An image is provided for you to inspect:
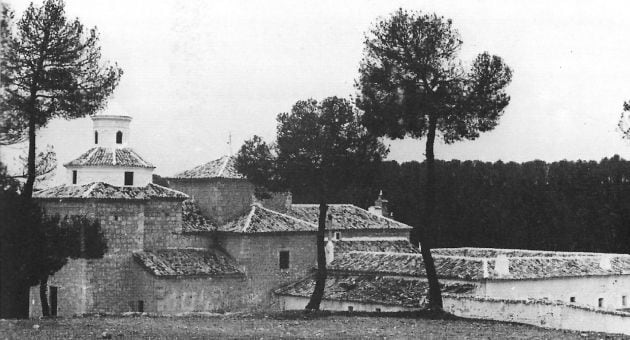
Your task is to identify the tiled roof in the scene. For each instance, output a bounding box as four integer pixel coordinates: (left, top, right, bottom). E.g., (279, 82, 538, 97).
(172, 156, 244, 179)
(217, 204, 317, 233)
(328, 250, 630, 280)
(274, 274, 475, 308)
(64, 147, 154, 168)
(431, 247, 617, 258)
(332, 239, 420, 254)
(288, 204, 412, 230)
(133, 249, 243, 277)
(182, 199, 216, 233)
(33, 182, 188, 200)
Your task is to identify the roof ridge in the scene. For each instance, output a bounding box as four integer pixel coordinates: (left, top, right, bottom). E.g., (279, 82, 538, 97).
(241, 205, 257, 232)
(82, 182, 101, 198)
(256, 204, 318, 228)
(218, 155, 230, 177)
(347, 250, 424, 257)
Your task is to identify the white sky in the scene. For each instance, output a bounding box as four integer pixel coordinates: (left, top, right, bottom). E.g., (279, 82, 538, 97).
(3, 0, 630, 181)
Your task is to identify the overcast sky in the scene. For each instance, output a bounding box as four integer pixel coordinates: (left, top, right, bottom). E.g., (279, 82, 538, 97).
(3, 0, 630, 181)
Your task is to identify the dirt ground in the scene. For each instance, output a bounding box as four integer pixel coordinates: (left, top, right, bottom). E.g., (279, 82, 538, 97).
(0, 311, 627, 339)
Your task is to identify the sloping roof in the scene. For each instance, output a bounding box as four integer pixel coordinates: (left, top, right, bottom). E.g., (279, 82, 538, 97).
(328, 250, 630, 280)
(171, 155, 244, 179)
(274, 274, 475, 308)
(333, 239, 420, 254)
(288, 204, 412, 230)
(431, 247, 618, 258)
(64, 147, 154, 168)
(133, 249, 243, 277)
(217, 204, 317, 233)
(182, 199, 217, 233)
(33, 182, 188, 200)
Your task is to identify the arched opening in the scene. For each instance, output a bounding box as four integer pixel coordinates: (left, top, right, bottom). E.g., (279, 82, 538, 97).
(94, 131, 98, 144)
(116, 131, 123, 144)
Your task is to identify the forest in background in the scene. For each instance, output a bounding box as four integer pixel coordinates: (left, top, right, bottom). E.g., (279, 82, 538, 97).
(285, 155, 630, 254)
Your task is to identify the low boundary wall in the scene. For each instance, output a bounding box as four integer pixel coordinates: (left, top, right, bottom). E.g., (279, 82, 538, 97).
(444, 295, 630, 335)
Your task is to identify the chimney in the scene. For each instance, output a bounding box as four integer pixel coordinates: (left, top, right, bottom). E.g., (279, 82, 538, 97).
(495, 254, 510, 277)
(325, 239, 335, 265)
(369, 190, 390, 217)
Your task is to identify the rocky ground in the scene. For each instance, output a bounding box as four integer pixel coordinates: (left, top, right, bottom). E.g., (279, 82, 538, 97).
(0, 311, 627, 339)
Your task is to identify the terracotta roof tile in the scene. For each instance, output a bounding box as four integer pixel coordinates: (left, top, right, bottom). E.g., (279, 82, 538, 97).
(182, 199, 217, 232)
(333, 239, 420, 254)
(432, 247, 615, 258)
(172, 156, 244, 179)
(328, 250, 630, 280)
(64, 147, 154, 168)
(274, 275, 475, 308)
(133, 249, 243, 277)
(33, 182, 188, 200)
(288, 204, 412, 230)
(217, 204, 316, 233)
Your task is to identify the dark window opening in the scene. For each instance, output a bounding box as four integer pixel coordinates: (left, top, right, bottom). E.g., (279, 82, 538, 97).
(138, 300, 144, 313)
(116, 131, 123, 144)
(623, 296, 627, 307)
(334, 232, 341, 240)
(124, 172, 134, 186)
(598, 298, 604, 307)
(72, 170, 77, 184)
(347, 306, 353, 312)
(49, 286, 58, 316)
(375, 308, 381, 312)
(279, 250, 290, 269)
(569, 296, 576, 303)
(94, 131, 98, 144)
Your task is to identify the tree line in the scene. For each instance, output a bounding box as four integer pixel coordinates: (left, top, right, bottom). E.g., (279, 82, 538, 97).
(288, 155, 630, 254)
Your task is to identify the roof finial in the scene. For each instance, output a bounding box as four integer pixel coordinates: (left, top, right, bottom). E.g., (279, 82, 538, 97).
(228, 132, 232, 156)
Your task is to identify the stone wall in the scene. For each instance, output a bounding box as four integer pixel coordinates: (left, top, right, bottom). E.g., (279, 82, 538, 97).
(444, 295, 630, 335)
(29, 260, 89, 317)
(216, 233, 318, 309)
(168, 179, 254, 224)
(39, 200, 145, 254)
(143, 201, 182, 250)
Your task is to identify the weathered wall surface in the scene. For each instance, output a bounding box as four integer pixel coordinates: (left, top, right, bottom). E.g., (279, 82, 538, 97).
(444, 295, 630, 335)
(482, 276, 630, 310)
(216, 233, 317, 309)
(29, 260, 89, 317)
(335, 229, 410, 240)
(150, 276, 249, 313)
(168, 179, 254, 224)
(279, 296, 420, 312)
(143, 201, 182, 250)
(65, 167, 153, 187)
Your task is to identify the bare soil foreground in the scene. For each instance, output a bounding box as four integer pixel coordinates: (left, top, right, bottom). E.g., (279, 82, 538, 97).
(0, 311, 627, 339)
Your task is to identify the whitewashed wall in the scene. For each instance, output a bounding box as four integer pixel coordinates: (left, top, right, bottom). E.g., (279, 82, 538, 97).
(280, 296, 420, 312)
(480, 276, 630, 310)
(66, 167, 153, 187)
(444, 295, 630, 335)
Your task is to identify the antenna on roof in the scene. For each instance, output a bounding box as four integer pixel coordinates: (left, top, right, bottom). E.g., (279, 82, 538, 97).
(228, 132, 232, 156)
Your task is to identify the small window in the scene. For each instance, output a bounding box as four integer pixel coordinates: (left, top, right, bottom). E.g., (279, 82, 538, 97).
(116, 131, 123, 144)
(94, 131, 98, 144)
(569, 296, 576, 303)
(375, 308, 381, 312)
(124, 172, 134, 186)
(279, 250, 290, 269)
(347, 306, 354, 312)
(334, 232, 341, 240)
(72, 170, 77, 184)
(598, 298, 604, 308)
(138, 300, 144, 313)
(623, 296, 627, 307)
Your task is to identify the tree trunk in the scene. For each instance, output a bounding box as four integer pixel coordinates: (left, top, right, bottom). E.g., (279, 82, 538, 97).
(22, 89, 38, 198)
(39, 277, 50, 317)
(418, 114, 443, 310)
(305, 201, 328, 310)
